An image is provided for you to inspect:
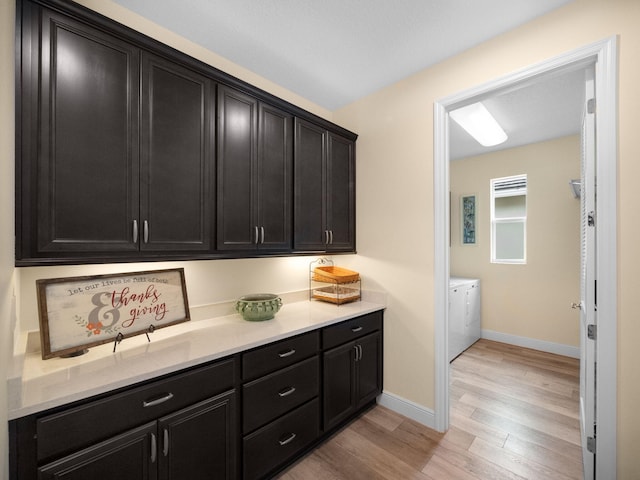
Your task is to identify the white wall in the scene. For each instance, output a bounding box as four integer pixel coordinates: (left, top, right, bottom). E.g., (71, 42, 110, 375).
(450, 136, 581, 348)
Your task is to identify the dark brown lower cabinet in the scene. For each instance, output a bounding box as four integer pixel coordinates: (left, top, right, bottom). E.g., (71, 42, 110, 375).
(10, 360, 238, 480)
(240, 331, 321, 480)
(38, 422, 157, 480)
(243, 399, 320, 480)
(158, 392, 237, 480)
(10, 311, 383, 480)
(323, 332, 382, 431)
(37, 392, 236, 480)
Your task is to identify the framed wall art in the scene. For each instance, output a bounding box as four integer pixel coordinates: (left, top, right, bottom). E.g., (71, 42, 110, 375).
(37, 268, 190, 359)
(461, 194, 477, 245)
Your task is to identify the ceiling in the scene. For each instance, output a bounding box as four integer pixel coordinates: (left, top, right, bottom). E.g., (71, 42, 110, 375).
(113, 0, 582, 158)
(448, 67, 586, 159)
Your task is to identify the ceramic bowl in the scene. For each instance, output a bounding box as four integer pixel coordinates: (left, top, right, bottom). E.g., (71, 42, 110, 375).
(235, 293, 282, 321)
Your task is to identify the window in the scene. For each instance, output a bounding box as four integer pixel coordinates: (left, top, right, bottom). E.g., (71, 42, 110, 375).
(491, 174, 527, 264)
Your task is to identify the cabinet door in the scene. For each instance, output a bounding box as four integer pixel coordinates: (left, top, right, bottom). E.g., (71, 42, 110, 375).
(322, 340, 356, 431)
(32, 9, 140, 254)
(257, 103, 293, 250)
(158, 391, 237, 480)
(293, 120, 356, 252)
(38, 422, 156, 480)
(326, 132, 355, 252)
(140, 53, 213, 252)
(355, 332, 382, 408)
(293, 118, 326, 251)
(217, 86, 258, 250)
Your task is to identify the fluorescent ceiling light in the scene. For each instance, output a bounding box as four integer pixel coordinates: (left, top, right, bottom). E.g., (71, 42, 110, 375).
(450, 102, 507, 147)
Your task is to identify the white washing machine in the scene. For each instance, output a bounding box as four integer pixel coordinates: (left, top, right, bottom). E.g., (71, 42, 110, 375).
(449, 277, 481, 361)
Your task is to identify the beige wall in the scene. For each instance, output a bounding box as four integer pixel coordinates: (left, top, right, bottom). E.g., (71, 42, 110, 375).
(450, 136, 581, 347)
(4, 0, 640, 477)
(0, 0, 15, 477)
(334, 0, 640, 476)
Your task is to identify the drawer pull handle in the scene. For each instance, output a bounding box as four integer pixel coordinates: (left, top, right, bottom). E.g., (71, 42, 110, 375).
(279, 433, 297, 446)
(143, 392, 174, 408)
(278, 386, 296, 397)
(351, 326, 363, 333)
(278, 348, 296, 358)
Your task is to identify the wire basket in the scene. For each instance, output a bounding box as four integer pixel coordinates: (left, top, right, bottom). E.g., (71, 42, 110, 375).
(309, 258, 361, 305)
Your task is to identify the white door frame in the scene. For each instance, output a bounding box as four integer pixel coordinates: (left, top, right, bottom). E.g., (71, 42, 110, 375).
(433, 36, 618, 477)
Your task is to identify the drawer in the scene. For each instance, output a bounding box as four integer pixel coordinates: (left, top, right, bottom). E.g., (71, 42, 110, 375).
(243, 355, 319, 433)
(242, 330, 320, 381)
(37, 358, 236, 462)
(322, 310, 383, 350)
(243, 398, 319, 480)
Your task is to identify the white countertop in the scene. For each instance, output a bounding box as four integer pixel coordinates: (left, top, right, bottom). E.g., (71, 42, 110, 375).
(7, 296, 385, 420)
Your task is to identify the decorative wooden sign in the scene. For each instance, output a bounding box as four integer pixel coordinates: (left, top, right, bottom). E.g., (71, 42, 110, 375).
(37, 268, 190, 359)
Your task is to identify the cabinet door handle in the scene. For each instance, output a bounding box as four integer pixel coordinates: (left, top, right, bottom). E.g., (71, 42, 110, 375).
(354, 345, 359, 361)
(324, 230, 329, 245)
(278, 386, 296, 397)
(143, 220, 149, 243)
(260, 226, 265, 244)
(142, 392, 174, 408)
(133, 220, 138, 243)
(254, 226, 259, 244)
(329, 230, 334, 244)
(163, 428, 169, 457)
(278, 432, 297, 446)
(351, 326, 363, 333)
(354, 344, 363, 361)
(150, 432, 157, 463)
(278, 348, 296, 358)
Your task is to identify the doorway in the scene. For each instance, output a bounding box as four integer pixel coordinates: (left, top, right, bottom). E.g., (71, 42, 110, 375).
(433, 37, 617, 478)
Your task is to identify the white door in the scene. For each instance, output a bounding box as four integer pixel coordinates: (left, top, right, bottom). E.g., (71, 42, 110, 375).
(579, 67, 596, 480)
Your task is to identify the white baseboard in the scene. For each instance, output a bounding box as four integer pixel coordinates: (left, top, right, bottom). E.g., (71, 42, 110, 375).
(481, 329, 580, 359)
(377, 391, 436, 429)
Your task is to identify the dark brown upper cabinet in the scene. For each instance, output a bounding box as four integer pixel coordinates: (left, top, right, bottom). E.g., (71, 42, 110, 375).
(140, 53, 214, 253)
(216, 86, 292, 252)
(15, 0, 355, 265)
(293, 119, 355, 252)
(19, 8, 142, 258)
(16, 4, 214, 263)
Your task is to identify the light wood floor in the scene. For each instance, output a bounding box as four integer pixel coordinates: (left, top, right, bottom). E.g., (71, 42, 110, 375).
(277, 339, 582, 480)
